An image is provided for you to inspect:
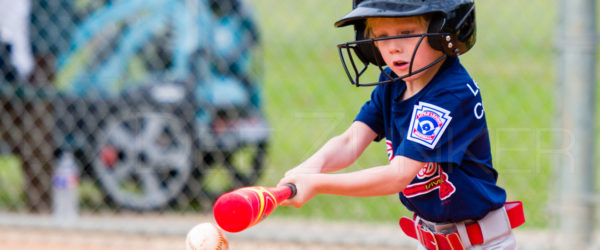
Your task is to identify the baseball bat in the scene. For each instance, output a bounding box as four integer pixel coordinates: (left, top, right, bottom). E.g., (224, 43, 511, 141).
(213, 183, 297, 233)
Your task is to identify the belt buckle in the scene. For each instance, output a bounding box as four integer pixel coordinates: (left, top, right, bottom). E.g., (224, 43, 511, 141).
(433, 222, 459, 235)
(417, 224, 439, 250)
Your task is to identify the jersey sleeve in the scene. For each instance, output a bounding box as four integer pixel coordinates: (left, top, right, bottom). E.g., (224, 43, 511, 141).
(396, 84, 487, 164)
(354, 85, 386, 141)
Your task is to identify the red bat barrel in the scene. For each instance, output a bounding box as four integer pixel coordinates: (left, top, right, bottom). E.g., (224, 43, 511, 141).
(213, 184, 297, 233)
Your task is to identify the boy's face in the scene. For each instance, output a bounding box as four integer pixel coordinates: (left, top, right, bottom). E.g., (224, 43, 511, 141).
(368, 17, 444, 82)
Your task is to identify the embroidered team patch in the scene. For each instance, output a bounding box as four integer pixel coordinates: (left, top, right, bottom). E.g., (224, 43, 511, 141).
(403, 163, 456, 200)
(385, 140, 394, 162)
(407, 102, 452, 149)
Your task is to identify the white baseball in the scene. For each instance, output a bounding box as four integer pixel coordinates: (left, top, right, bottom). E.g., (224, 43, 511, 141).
(185, 222, 229, 250)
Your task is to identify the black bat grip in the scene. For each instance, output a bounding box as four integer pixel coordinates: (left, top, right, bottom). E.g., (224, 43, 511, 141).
(284, 183, 297, 198)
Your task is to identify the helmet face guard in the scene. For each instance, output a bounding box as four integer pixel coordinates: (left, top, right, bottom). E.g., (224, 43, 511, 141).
(337, 33, 448, 87)
(335, 0, 476, 87)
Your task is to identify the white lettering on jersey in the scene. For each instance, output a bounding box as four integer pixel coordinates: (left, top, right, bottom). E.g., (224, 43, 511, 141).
(467, 81, 484, 120)
(466, 81, 480, 96)
(474, 102, 484, 119)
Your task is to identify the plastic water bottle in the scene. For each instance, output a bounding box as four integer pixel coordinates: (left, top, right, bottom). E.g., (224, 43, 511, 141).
(52, 152, 79, 223)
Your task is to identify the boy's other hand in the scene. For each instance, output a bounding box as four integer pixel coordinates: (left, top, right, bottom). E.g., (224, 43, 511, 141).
(277, 173, 318, 208)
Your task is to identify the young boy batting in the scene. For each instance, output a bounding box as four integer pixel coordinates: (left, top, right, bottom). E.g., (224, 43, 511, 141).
(278, 0, 524, 249)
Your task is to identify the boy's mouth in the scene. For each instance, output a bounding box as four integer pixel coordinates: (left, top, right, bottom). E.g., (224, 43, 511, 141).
(393, 60, 409, 69)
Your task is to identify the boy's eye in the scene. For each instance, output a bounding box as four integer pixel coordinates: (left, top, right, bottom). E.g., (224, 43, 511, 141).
(373, 29, 416, 39)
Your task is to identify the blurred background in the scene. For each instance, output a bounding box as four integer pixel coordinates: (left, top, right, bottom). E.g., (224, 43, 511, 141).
(0, 0, 598, 249)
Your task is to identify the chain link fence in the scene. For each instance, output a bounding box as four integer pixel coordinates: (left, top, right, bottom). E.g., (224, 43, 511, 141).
(0, 0, 598, 248)
(2, 0, 268, 214)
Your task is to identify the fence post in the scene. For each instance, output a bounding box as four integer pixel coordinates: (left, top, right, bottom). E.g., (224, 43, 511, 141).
(556, 0, 597, 248)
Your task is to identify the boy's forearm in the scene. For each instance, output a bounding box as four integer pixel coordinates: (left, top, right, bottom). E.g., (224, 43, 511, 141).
(301, 134, 364, 173)
(289, 122, 375, 175)
(312, 164, 412, 197)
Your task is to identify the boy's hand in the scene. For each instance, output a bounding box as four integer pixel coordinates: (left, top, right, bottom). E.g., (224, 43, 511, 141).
(277, 173, 318, 208)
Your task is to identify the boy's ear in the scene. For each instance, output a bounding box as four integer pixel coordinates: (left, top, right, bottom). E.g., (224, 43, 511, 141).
(426, 14, 446, 52)
(426, 5, 477, 56)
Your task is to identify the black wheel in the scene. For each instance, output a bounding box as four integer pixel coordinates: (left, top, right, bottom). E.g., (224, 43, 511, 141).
(92, 111, 193, 210)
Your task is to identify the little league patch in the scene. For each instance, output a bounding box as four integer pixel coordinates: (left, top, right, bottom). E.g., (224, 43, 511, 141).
(407, 102, 452, 149)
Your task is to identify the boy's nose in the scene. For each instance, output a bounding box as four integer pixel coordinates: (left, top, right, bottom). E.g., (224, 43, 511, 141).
(386, 42, 403, 54)
(379, 39, 404, 54)
(389, 45, 402, 54)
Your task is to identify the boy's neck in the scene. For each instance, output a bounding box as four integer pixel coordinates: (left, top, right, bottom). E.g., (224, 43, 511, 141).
(400, 57, 446, 101)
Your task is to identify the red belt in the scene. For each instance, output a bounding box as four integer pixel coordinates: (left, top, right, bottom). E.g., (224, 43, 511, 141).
(399, 201, 525, 250)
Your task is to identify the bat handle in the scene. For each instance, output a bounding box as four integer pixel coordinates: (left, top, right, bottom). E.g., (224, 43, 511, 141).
(284, 183, 297, 199)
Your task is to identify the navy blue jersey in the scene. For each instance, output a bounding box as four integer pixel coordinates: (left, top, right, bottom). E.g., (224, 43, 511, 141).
(355, 57, 506, 223)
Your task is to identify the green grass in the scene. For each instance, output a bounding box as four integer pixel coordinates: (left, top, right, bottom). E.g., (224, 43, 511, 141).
(0, 156, 25, 210)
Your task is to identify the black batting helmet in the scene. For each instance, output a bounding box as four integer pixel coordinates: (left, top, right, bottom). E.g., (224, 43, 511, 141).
(335, 0, 476, 86)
